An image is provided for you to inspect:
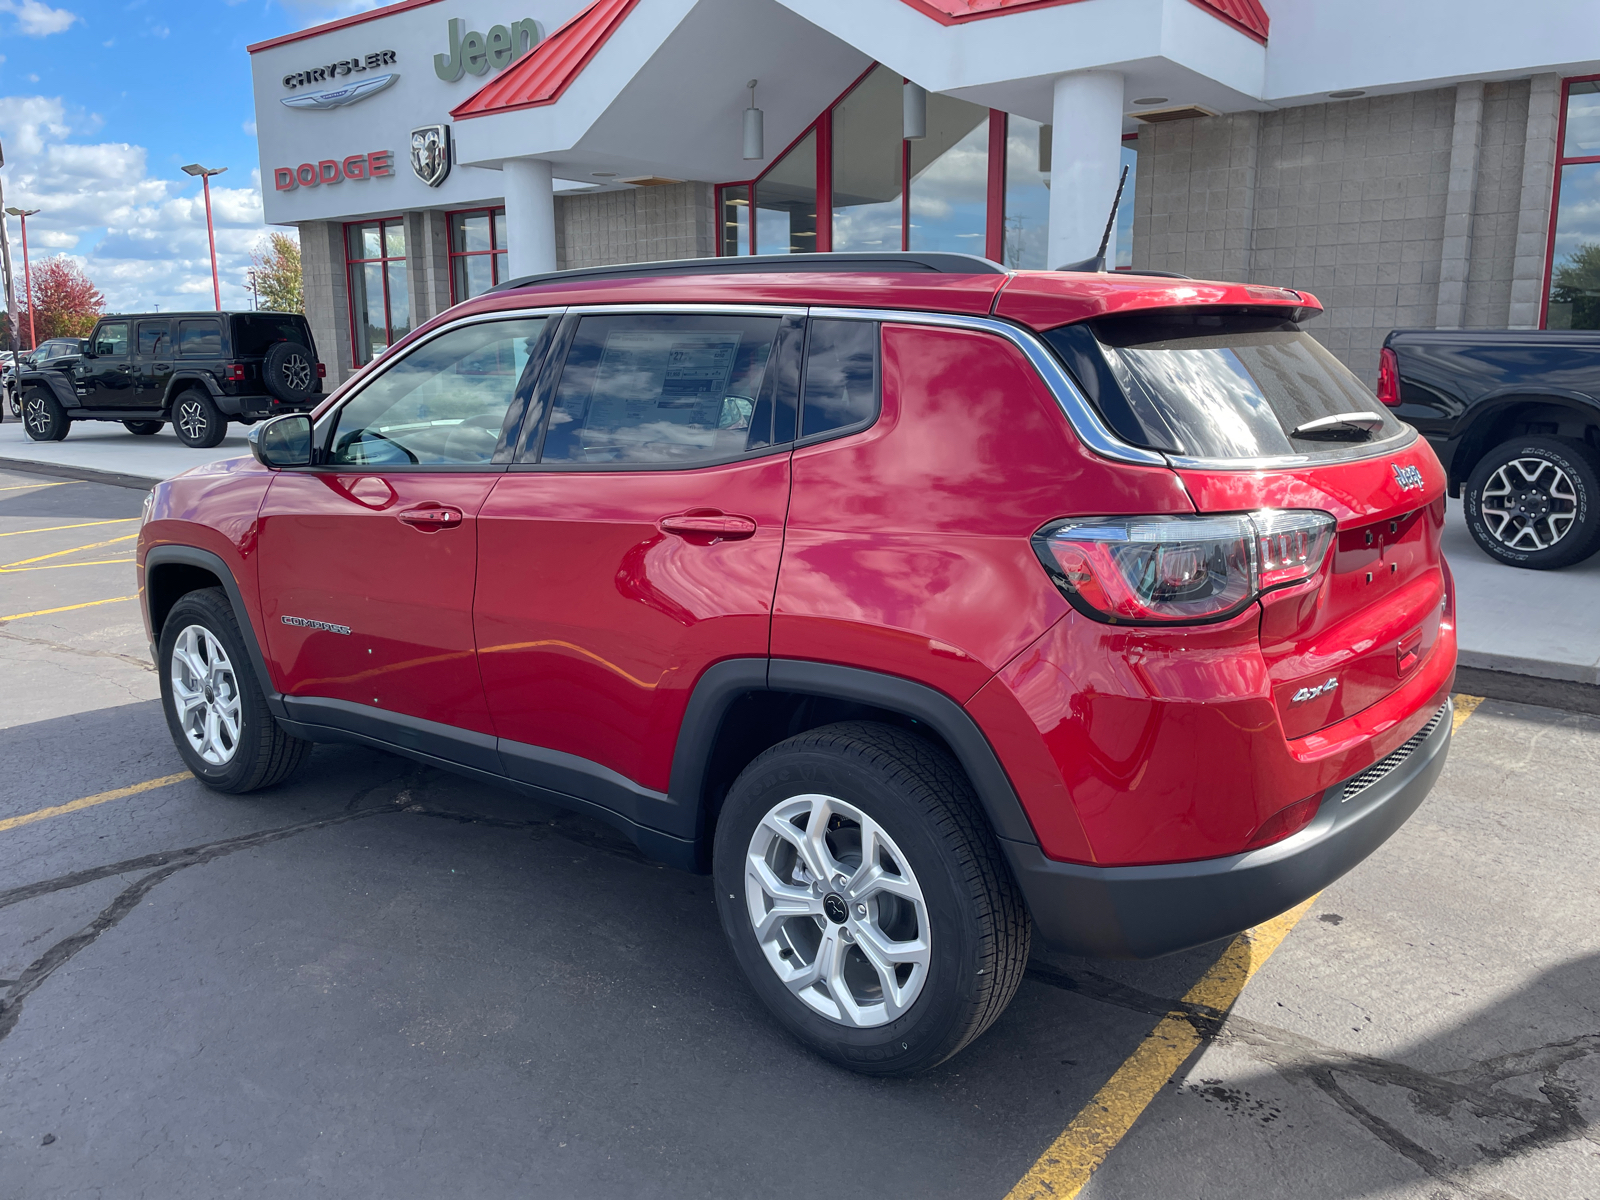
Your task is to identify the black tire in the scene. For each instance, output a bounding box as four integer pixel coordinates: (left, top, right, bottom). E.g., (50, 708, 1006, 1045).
(21, 388, 70, 442)
(158, 587, 312, 793)
(262, 341, 319, 403)
(123, 419, 163, 436)
(1463, 436, 1600, 569)
(172, 388, 227, 449)
(713, 721, 1030, 1076)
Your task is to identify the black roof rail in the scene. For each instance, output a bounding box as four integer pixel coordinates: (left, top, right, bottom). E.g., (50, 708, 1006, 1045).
(489, 251, 1008, 295)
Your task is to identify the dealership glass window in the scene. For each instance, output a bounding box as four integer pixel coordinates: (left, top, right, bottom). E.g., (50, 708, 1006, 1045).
(449, 207, 510, 304)
(756, 129, 819, 254)
(347, 218, 411, 365)
(1547, 80, 1600, 329)
(720, 185, 751, 256)
(907, 94, 990, 253)
(832, 65, 904, 252)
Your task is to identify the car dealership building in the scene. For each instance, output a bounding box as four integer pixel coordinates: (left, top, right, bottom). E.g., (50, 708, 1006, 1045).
(249, 0, 1600, 385)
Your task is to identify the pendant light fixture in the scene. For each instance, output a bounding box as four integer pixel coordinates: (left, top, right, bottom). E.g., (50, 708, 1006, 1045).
(903, 80, 927, 140)
(743, 79, 764, 161)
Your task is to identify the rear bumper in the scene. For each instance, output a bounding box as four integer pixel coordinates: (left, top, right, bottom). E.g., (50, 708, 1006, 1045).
(1002, 698, 1452, 958)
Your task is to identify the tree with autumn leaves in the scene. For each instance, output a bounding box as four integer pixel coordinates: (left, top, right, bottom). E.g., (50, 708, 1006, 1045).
(250, 231, 303, 313)
(3, 255, 104, 350)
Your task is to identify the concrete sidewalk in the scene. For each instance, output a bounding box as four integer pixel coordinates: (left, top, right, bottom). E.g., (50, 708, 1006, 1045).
(3, 411, 1597, 689)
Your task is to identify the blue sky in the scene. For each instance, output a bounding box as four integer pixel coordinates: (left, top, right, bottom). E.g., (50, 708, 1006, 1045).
(0, 0, 380, 313)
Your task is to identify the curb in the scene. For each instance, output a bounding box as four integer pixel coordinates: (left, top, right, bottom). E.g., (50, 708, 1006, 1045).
(0, 456, 161, 492)
(1455, 665, 1600, 718)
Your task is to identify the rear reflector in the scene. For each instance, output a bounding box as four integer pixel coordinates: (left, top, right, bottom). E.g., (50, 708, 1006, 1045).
(1376, 346, 1402, 408)
(1246, 794, 1321, 849)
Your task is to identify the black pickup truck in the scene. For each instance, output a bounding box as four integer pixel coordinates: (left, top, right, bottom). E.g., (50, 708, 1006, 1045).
(17, 311, 323, 449)
(1381, 329, 1600, 569)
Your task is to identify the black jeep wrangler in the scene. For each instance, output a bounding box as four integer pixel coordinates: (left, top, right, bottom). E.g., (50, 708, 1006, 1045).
(18, 311, 322, 448)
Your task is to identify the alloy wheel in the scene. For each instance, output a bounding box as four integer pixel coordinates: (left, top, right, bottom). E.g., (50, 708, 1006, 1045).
(1480, 458, 1578, 551)
(744, 793, 931, 1027)
(23, 395, 49, 436)
(177, 400, 208, 442)
(282, 354, 312, 391)
(170, 624, 242, 765)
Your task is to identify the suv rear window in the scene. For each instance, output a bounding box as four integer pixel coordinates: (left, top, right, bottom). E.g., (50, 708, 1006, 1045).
(232, 314, 308, 357)
(1044, 311, 1409, 460)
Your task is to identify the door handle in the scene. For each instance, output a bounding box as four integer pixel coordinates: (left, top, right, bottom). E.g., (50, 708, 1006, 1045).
(660, 512, 758, 541)
(117, 364, 133, 373)
(398, 504, 464, 530)
(154, 363, 171, 370)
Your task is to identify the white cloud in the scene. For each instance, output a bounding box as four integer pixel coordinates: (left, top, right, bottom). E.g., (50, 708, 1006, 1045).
(0, 0, 78, 36)
(0, 95, 269, 313)
(242, 119, 257, 137)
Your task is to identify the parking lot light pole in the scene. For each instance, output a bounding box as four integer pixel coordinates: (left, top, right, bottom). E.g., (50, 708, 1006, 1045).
(181, 164, 227, 311)
(4, 205, 40, 349)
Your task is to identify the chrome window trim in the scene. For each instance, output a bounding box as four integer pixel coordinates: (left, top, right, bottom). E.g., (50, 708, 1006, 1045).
(806, 306, 1170, 467)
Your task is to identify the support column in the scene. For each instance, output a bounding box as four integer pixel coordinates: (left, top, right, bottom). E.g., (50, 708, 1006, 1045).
(1509, 74, 1561, 328)
(1047, 71, 1125, 270)
(503, 157, 557, 278)
(1436, 81, 1485, 328)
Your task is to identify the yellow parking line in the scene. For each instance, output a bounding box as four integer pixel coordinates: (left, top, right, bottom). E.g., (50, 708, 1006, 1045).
(0, 595, 137, 622)
(0, 772, 192, 834)
(0, 518, 140, 538)
(0, 480, 78, 493)
(1004, 694, 1488, 1199)
(2, 557, 135, 572)
(0, 533, 137, 571)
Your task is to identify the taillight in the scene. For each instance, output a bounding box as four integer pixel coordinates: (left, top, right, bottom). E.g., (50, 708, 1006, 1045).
(1376, 346, 1402, 408)
(316, 362, 326, 378)
(225, 363, 246, 382)
(1033, 509, 1336, 625)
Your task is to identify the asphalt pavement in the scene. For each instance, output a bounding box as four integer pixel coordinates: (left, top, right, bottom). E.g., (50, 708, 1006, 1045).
(0, 464, 1596, 1199)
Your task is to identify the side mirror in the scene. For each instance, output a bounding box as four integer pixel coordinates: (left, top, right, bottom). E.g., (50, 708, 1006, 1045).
(249, 413, 314, 469)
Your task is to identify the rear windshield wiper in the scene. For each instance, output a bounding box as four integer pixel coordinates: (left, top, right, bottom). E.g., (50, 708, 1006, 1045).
(1290, 411, 1385, 440)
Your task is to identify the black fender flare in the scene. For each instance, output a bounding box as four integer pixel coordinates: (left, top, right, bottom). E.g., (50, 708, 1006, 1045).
(1448, 391, 1600, 486)
(17, 369, 77, 410)
(162, 372, 225, 407)
(669, 658, 1040, 850)
(143, 544, 287, 719)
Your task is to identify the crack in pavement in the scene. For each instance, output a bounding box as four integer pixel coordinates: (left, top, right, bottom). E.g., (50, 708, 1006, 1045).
(0, 627, 155, 672)
(1024, 965, 1598, 1197)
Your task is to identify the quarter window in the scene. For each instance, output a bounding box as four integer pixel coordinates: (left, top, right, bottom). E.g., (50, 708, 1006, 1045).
(93, 323, 129, 357)
(538, 314, 783, 465)
(329, 318, 547, 466)
(178, 320, 222, 357)
(800, 319, 878, 439)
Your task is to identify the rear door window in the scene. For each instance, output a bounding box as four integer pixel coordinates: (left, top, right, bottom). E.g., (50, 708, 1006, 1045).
(137, 321, 171, 357)
(536, 313, 785, 465)
(178, 320, 222, 357)
(1044, 312, 1409, 460)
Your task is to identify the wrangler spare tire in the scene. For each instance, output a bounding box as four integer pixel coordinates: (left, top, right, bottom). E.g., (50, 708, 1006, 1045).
(262, 341, 318, 403)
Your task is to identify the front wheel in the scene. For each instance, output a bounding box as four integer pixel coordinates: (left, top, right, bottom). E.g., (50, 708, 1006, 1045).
(123, 419, 163, 436)
(1463, 436, 1600, 569)
(158, 587, 312, 792)
(172, 389, 227, 449)
(21, 389, 71, 441)
(713, 722, 1030, 1076)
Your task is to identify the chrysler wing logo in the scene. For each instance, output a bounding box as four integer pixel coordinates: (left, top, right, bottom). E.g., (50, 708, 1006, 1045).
(282, 615, 352, 636)
(1291, 677, 1339, 704)
(411, 124, 452, 187)
(281, 73, 399, 110)
(1391, 463, 1425, 491)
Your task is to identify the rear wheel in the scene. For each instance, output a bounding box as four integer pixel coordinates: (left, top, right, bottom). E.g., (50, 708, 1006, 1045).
(172, 388, 227, 449)
(123, 419, 163, 436)
(1463, 436, 1600, 569)
(158, 587, 312, 792)
(21, 389, 70, 442)
(713, 722, 1030, 1076)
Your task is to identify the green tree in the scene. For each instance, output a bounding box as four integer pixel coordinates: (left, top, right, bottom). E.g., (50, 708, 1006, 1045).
(1549, 241, 1600, 329)
(250, 231, 303, 313)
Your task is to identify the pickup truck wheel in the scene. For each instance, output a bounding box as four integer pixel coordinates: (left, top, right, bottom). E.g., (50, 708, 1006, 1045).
(1464, 436, 1600, 569)
(172, 389, 227, 449)
(123, 420, 163, 436)
(713, 721, 1030, 1076)
(21, 389, 71, 442)
(158, 587, 312, 793)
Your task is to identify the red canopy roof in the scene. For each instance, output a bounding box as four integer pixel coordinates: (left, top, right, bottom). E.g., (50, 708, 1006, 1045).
(897, 0, 1267, 42)
(452, 0, 642, 120)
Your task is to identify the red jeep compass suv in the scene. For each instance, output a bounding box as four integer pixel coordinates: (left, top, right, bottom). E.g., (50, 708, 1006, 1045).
(138, 252, 1456, 1075)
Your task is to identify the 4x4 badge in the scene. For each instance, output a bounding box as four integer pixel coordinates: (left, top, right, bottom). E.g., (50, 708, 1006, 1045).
(1291, 677, 1339, 704)
(1391, 463, 1424, 490)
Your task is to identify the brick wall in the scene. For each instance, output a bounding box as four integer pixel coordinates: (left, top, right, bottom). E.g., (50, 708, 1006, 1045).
(555, 182, 716, 270)
(1463, 81, 1531, 328)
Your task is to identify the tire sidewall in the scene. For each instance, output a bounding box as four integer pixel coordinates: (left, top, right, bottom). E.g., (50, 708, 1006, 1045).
(712, 743, 986, 1073)
(172, 390, 225, 449)
(263, 342, 318, 403)
(22, 389, 69, 442)
(158, 591, 266, 790)
(1464, 437, 1600, 569)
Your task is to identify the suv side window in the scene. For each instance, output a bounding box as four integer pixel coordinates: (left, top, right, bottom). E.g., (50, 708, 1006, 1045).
(799, 319, 879, 440)
(178, 320, 222, 357)
(138, 321, 171, 357)
(93, 323, 129, 358)
(329, 317, 548, 466)
(536, 313, 785, 465)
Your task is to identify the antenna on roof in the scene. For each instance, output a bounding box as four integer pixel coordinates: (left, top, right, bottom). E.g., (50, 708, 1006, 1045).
(1055, 163, 1130, 273)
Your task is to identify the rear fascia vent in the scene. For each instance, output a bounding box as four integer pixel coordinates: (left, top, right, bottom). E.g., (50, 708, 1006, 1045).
(1129, 105, 1220, 124)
